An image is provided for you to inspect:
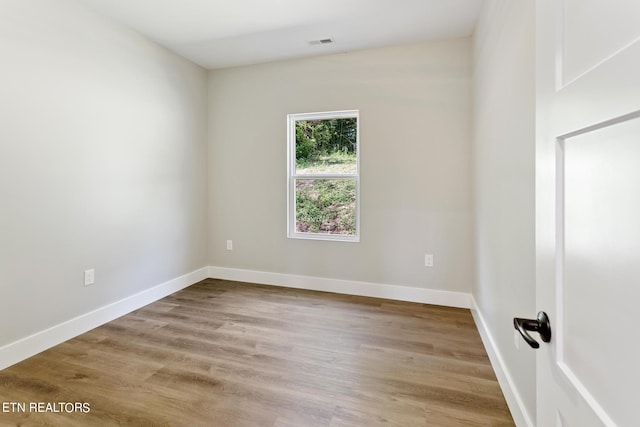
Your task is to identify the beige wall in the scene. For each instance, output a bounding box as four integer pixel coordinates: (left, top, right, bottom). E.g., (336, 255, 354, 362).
(0, 6, 544, 420)
(208, 39, 473, 292)
(473, 1, 536, 424)
(0, 0, 208, 347)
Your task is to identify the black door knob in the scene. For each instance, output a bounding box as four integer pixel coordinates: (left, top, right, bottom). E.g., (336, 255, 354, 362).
(513, 311, 551, 349)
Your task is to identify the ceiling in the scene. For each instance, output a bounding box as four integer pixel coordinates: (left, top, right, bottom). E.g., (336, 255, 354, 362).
(78, 0, 484, 69)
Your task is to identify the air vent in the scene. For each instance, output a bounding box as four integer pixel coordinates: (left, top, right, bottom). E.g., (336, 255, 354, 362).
(309, 38, 335, 46)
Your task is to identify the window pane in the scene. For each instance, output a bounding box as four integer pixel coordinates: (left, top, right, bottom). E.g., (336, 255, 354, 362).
(295, 118, 357, 174)
(295, 179, 356, 235)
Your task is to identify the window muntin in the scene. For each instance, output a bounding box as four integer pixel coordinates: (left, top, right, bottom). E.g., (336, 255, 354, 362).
(287, 110, 359, 241)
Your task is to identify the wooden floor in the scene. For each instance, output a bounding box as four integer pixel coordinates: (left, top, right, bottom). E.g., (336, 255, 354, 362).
(0, 279, 514, 426)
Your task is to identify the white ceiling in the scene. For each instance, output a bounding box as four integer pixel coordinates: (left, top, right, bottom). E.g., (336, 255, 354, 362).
(78, 0, 484, 69)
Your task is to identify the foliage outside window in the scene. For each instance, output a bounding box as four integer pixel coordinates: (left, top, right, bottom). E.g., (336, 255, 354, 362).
(287, 110, 359, 241)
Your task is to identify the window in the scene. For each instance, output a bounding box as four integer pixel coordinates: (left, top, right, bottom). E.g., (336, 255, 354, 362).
(287, 110, 360, 242)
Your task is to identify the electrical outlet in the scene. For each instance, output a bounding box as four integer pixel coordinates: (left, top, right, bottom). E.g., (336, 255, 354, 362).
(424, 254, 434, 267)
(84, 269, 95, 286)
(226, 240, 233, 251)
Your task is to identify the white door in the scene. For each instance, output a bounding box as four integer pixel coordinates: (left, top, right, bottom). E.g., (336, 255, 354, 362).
(534, 1, 640, 426)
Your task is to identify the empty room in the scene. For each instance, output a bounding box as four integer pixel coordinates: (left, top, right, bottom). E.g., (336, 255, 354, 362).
(1, 0, 638, 426)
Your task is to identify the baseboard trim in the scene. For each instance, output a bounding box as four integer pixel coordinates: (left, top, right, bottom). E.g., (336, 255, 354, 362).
(0, 267, 209, 371)
(207, 266, 471, 308)
(470, 297, 535, 427)
(1, 266, 471, 371)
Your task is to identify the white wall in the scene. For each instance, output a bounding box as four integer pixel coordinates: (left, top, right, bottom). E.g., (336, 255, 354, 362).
(207, 39, 473, 295)
(0, 4, 540, 423)
(0, 0, 208, 350)
(472, 1, 536, 425)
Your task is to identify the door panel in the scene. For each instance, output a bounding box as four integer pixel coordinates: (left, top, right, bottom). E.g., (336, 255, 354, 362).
(561, 117, 640, 425)
(562, 0, 640, 84)
(537, 1, 640, 426)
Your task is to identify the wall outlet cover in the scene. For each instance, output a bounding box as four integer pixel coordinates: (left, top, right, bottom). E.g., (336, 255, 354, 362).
(84, 269, 95, 286)
(424, 254, 434, 267)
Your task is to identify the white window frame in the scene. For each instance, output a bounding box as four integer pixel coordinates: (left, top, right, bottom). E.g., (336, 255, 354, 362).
(287, 110, 360, 242)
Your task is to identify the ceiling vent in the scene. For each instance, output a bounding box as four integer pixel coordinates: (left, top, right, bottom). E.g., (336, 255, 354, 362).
(309, 38, 335, 46)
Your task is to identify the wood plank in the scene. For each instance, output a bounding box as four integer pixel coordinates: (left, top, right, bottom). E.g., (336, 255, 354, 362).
(0, 279, 514, 426)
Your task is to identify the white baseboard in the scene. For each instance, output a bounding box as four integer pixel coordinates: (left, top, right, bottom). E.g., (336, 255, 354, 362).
(470, 297, 535, 427)
(1, 265, 534, 427)
(1, 264, 532, 427)
(208, 266, 471, 308)
(0, 267, 209, 371)
(1, 266, 471, 371)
